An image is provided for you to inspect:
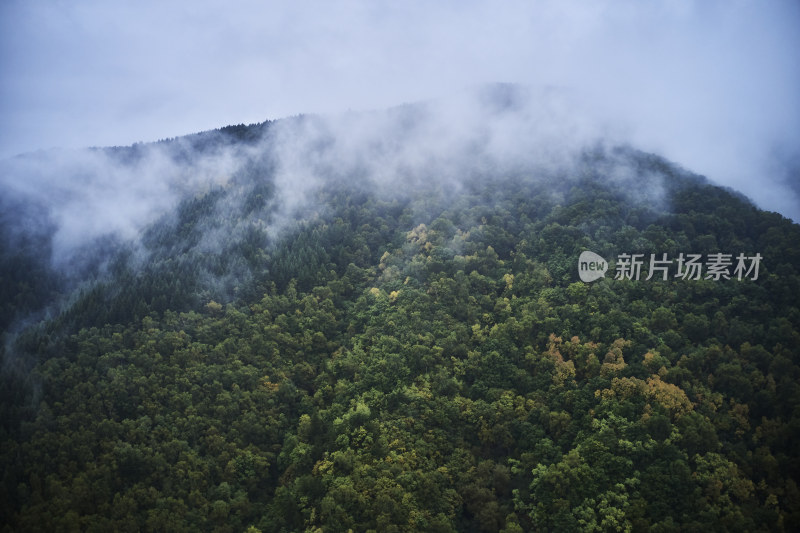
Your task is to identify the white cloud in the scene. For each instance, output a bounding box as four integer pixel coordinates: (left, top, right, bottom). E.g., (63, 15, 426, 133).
(1, 0, 798, 220)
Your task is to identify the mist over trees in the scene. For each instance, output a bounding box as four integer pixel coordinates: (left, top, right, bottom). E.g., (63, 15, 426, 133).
(1, 87, 799, 531)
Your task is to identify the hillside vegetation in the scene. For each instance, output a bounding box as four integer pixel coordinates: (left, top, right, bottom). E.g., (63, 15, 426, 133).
(1, 117, 800, 531)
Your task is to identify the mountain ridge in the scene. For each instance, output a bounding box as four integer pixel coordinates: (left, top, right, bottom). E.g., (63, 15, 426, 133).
(1, 92, 799, 531)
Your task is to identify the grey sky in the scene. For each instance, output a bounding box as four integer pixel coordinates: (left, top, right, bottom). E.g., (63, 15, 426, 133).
(1, 0, 799, 221)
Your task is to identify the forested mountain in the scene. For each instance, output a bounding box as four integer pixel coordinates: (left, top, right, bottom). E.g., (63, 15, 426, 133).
(1, 90, 800, 531)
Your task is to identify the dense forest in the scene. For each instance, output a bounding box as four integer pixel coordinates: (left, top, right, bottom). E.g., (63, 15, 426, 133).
(1, 107, 800, 531)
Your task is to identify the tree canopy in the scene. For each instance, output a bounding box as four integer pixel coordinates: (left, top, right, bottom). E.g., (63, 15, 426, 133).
(1, 136, 799, 532)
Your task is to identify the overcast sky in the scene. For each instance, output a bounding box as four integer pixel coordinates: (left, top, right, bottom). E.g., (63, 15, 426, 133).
(1, 0, 799, 221)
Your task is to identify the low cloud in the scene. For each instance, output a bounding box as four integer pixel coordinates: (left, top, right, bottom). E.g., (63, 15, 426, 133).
(0, 79, 791, 284)
(0, 136, 245, 266)
(1, 1, 797, 222)
(0, 86, 607, 270)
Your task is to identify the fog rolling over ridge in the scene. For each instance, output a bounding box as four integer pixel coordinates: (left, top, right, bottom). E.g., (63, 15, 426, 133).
(0, 135, 246, 265)
(3, 82, 800, 531)
(0, 84, 705, 342)
(3, 0, 799, 228)
(0, 83, 792, 339)
(0, 84, 740, 269)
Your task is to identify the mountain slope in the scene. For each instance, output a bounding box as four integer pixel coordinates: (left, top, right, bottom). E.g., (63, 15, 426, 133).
(1, 95, 800, 531)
